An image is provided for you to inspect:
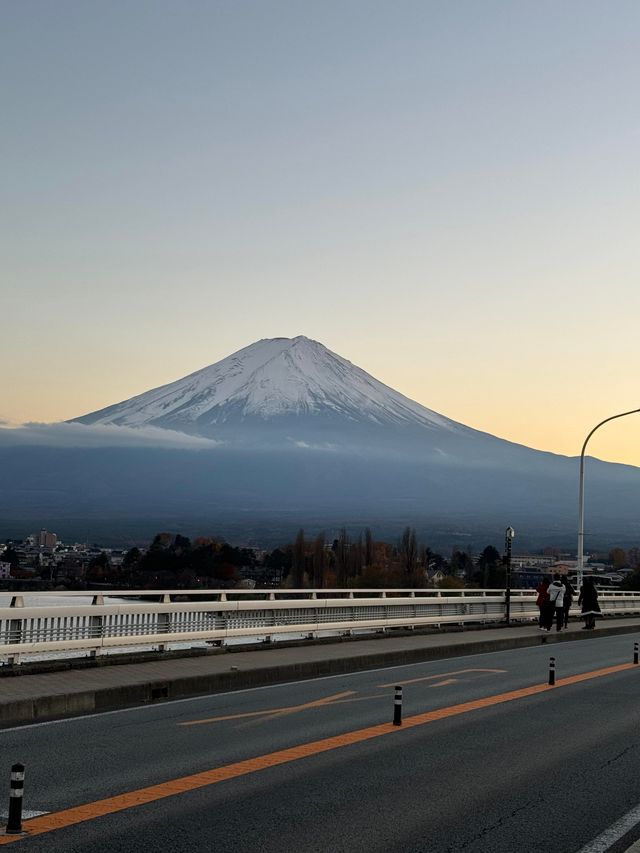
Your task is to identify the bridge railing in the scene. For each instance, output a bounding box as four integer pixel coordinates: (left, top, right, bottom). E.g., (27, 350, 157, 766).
(1, 588, 640, 662)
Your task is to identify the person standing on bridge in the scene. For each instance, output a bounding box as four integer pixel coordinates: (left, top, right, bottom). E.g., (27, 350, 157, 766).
(548, 574, 566, 632)
(536, 576, 551, 630)
(579, 576, 601, 630)
(562, 576, 575, 628)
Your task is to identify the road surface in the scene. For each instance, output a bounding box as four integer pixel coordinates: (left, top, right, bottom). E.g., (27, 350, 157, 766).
(2, 634, 640, 852)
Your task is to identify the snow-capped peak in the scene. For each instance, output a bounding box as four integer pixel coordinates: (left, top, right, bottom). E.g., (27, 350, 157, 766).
(73, 336, 461, 434)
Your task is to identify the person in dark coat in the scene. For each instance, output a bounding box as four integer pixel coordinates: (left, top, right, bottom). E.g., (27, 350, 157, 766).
(562, 576, 576, 628)
(578, 576, 601, 629)
(548, 575, 566, 632)
(535, 576, 552, 630)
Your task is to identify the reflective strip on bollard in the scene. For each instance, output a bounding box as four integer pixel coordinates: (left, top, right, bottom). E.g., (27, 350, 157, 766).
(393, 686, 403, 726)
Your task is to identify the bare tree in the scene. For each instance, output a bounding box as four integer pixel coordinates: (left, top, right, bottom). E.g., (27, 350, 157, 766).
(364, 528, 374, 568)
(334, 528, 350, 586)
(312, 532, 326, 588)
(292, 529, 306, 588)
(348, 533, 363, 581)
(399, 526, 418, 583)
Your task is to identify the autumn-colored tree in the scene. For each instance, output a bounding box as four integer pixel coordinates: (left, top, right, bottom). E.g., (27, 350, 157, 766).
(357, 563, 389, 588)
(437, 575, 465, 590)
(150, 532, 173, 550)
(193, 537, 221, 551)
(609, 548, 628, 569)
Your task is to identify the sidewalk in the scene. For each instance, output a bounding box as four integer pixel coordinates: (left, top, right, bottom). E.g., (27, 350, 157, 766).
(2, 617, 640, 727)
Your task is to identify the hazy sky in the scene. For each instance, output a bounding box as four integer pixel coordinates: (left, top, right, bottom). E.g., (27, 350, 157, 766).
(2, 1, 639, 464)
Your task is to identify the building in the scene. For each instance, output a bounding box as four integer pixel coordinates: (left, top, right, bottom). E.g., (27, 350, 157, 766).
(511, 555, 556, 570)
(0, 561, 11, 579)
(31, 529, 58, 549)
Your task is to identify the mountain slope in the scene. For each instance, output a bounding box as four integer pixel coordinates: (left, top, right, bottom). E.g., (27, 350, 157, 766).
(73, 336, 463, 436)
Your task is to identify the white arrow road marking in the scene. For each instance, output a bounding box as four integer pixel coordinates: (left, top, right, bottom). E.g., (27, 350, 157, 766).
(0, 810, 49, 819)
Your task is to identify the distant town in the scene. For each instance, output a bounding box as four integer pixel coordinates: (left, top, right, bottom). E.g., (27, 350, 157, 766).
(1, 528, 638, 592)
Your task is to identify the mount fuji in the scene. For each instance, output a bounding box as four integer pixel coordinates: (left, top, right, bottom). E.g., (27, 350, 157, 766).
(2, 336, 640, 547)
(73, 336, 463, 439)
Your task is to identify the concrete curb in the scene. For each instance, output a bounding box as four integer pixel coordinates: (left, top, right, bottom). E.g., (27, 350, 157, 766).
(2, 620, 639, 727)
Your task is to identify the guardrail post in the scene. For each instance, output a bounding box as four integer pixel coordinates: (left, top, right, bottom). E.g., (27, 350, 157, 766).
(85, 596, 104, 658)
(548, 656, 556, 686)
(156, 611, 171, 652)
(634, 642, 638, 665)
(7, 608, 23, 666)
(7, 596, 24, 661)
(5, 763, 25, 834)
(393, 686, 403, 726)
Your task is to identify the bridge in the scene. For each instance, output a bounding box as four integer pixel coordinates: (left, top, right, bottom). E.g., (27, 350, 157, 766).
(3, 588, 640, 663)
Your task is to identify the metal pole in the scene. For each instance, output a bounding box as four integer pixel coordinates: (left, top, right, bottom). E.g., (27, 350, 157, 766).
(504, 527, 512, 625)
(548, 657, 556, 686)
(504, 527, 514, 626)
(5, 763, 25, 834)
(634, 642, 638, 665)
(577, 409, 640, 590)
(393, 686, 403, 726)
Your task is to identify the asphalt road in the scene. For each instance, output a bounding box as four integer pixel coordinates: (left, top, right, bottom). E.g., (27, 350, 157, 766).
(3, 634, 640, 852)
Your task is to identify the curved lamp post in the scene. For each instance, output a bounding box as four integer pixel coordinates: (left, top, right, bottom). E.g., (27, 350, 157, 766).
(577, 408, 640, 588)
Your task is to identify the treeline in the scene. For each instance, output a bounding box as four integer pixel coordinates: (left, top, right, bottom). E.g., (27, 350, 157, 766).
(278, 527, 505, 589)
(86, 533, 256, 588)
(83, 527, 509, 590)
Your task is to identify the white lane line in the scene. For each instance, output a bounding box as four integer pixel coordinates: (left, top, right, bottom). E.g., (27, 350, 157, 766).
(577, 802, 640, 853)
(0, 634, 627, 734)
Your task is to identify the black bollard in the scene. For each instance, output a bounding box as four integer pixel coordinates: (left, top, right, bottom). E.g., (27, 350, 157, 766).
(634, 643, 639, 665)
(548, 656, 556, 686)
(5, 763, 25, 834)
(393, 686, 403, 726)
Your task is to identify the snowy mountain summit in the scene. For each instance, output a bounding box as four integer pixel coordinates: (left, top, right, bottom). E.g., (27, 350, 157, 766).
(73, 336, 461, 439)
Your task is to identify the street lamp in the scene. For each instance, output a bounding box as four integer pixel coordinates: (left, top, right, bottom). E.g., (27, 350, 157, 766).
(504, 526, 515, 625)
(577, 408, 640, 589)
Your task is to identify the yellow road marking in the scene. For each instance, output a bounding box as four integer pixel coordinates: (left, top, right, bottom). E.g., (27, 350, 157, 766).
(179, 691, 356, 726)
(429, 678, 458, 688)
(0, 661, 634, 846)
(378, 667, 505, 688)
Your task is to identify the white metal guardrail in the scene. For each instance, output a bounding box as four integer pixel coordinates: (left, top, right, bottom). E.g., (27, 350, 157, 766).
(2, 589, 640, 663)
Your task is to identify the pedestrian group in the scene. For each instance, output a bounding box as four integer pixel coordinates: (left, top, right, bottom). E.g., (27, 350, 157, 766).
(535, 574, 601, 631)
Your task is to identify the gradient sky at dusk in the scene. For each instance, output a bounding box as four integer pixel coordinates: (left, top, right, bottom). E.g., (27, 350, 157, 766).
(2, 1, 639, 464)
